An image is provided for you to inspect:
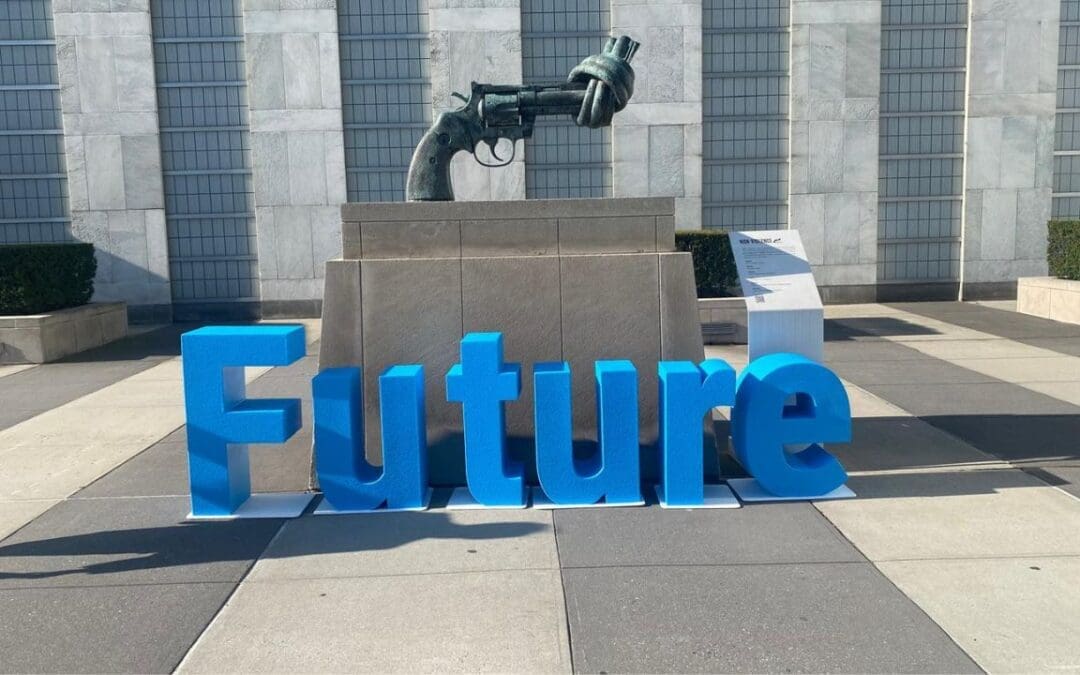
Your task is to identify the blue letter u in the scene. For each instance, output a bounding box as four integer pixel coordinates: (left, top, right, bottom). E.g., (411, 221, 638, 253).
(313, 365, 428, 511)
(534, 361, 642, 505)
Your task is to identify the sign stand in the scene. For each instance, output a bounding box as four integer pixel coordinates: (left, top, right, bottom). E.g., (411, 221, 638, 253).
(728, 230, 824, 363)
(726, 231, 855, 503)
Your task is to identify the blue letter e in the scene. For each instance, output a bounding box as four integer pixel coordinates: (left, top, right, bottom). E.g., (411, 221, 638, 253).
(731, 353, 850, 497)
(181, 325, 305, 517)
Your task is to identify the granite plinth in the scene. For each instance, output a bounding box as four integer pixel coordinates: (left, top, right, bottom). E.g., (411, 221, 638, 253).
(319, 198, 716, 485)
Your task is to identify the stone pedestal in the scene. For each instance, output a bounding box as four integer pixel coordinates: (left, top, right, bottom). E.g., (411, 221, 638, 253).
(317, 197, 717, 486)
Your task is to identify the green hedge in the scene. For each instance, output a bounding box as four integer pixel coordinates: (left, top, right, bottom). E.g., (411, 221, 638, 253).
(675, 230, 739, 298)
(1049, 221, 1080, 281)
(0, 243, 97, 315)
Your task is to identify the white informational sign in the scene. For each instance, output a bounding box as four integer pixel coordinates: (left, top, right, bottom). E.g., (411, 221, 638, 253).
(729, 230, 824, 362)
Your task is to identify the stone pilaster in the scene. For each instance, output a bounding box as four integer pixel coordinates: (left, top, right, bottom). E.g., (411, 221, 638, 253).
(961, 0, 1059, 292)
(54, 0, 169, 310)
(429, 0, 524, 201)
(611, 0, 703, 229)
(789, 0, 880, 295)
(244, 0, 347, 304)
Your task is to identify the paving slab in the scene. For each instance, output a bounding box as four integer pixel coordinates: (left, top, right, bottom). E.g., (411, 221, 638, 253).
(833, 418, 1005, 474)
(0, 364, 34, 378)
(561, 563, 980, 674)
(878, 557, 1080, 674)
(0, 324, 186, 429)
(816, 470, 1080, 561)
(888, 337, 1060, 361)
(822, 357, 997, 385)
(1012, 379, 1080, 406)
(248, 509, 556, 580)
(0, 496, 283, 588)
(1020, 336, 1080, 358)
(923, 413, 1080, 467)
(892, 301, 1080, 341)
(946, 355, 1080, 384)
(1023, 465, 1080, 499)
(178, 570, 572, 673)
(0, 582, 236, 674)
(849, 380, 1079, 417)
(75, 441, 190, 498)
(824, 338, 929, 362)
(0, 362, 164, 431)
(0, 499, 58, 542)
(553, 503, 861, 568)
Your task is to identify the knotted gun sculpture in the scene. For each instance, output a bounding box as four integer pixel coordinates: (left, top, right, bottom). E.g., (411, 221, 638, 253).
(406, 35, 640, 201)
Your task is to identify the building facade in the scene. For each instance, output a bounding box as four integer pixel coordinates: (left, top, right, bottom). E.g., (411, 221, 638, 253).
(0, 0, 1069, 319)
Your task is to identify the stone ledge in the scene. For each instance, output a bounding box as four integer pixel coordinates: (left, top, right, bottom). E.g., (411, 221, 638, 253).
(0, 302, 128, 364)
(341, 197, 675, 223)
(1017, 277, 1080, 325)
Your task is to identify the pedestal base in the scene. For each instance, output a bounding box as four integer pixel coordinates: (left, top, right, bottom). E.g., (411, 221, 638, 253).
(317, 197, 718, 487)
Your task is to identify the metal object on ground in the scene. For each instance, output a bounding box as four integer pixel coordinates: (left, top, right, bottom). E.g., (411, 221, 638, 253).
(405, 35, 640, 201)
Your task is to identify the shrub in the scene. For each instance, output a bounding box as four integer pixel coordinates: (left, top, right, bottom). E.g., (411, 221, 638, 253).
(0, 243, 97, 315)
(675, 230, 739, 298)
(1048, 221, 1080, 281)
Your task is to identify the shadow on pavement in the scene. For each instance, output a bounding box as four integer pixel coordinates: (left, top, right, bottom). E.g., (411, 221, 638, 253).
(922, 414, 1080, 467)
(825, 316, 942, 341)
(0, 510, 545, 581)
(51, 323, 194, 362)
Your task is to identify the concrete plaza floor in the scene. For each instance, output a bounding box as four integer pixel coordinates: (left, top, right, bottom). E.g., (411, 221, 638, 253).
(1, 302, 1079, 673)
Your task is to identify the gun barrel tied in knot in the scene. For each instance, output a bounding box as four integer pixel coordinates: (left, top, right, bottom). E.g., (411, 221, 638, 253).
(405, 35, 640, 202)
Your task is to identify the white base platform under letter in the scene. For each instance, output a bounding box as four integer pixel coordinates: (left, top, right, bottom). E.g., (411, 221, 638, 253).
(531, 487, 645, 509)
(446, 486, 529, 510)
(313, 488, 433, 515)
(187, 491, 314, 520)
(727, 477, 855, 502)
(654, 484, 741, 509)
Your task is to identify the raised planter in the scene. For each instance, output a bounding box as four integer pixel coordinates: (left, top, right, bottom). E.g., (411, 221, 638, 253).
(698, 296, 747, 344)
(1017, 277, 1080, 325)
(0, 302, 128, 364)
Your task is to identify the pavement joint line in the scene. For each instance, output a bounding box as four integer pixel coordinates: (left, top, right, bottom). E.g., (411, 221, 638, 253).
(859, 553, 1080, 564)
(0, 580, 241, 593)
(172, 519, 291, 673)
(229, 565, 567, 584)
(555, 560, 874, 571)
(550, 510, 576, 675)
(64, 493, 191, 501)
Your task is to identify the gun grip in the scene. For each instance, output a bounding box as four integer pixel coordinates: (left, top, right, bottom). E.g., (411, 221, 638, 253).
(406, 116, 462, 201)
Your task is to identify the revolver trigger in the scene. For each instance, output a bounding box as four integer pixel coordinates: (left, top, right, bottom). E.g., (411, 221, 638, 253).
(487, 139, 503, 162)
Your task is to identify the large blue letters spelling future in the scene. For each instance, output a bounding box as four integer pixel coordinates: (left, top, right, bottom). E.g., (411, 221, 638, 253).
(181, 325, 851, 517)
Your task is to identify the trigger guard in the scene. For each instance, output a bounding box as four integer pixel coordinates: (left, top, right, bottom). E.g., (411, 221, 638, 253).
(475, 138, 516, 168)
